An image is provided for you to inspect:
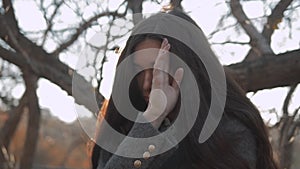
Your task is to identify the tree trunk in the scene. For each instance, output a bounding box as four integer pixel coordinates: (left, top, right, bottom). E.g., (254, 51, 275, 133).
(19, 70, 41, 169)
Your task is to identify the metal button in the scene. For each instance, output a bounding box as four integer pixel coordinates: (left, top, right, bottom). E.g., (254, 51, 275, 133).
(143, 151, 151, 160)
(148, 144, 155, 152)
(134, 160, 142, 168)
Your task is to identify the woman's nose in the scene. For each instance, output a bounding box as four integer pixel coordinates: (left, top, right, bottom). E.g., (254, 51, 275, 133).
(143, 69, 153, 91)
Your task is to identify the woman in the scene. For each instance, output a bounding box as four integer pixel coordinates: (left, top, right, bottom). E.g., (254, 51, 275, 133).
(92, 9, 278, 169)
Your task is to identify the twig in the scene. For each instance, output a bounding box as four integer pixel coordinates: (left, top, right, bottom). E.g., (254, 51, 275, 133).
(230, 0, 273, 56)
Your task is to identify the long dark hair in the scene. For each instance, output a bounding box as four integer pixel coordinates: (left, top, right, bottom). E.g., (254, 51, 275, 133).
(92, 9, 278, 169)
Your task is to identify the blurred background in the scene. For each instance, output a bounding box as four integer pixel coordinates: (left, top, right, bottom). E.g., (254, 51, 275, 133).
(0, 0, 299, 168)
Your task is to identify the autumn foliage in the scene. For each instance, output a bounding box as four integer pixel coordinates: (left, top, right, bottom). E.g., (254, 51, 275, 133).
(1, 109, 92, 169)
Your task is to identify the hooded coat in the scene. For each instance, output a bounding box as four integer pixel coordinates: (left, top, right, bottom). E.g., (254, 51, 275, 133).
(92, 11, 257, 169)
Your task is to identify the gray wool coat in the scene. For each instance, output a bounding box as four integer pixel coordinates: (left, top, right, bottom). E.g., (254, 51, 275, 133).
(95, 115, 257, 169)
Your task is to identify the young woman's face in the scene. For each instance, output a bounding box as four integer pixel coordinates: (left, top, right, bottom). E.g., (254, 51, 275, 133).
(133, 38, 161, 103)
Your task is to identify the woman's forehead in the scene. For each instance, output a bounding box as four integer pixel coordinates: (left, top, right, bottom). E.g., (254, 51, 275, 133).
(134, 38, 161, 51)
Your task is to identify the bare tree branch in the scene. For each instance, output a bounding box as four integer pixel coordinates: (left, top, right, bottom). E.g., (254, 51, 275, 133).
(245, 0, 294, 60)
(276, 83, 299, 169)
(1, 8, 105, 112)
(211, 40, 249, 45)
(262, 0, 294, 44)
(228, 49, 300, 92)
(128, 0, 144, 25)
(0, 17, 34, 70)
(283, 84, 297, 116)
(287, 106, 300, 139)
(19, 70, 40, 169)
(207, 22, 238, 39)
(0, 47, 27, 68)
(2, 0, 19, 31)
(278, 84, 297, 151)
(40, 0, 64, 46)
(95, 18, 115, 94)
(230, 0, 273, 57)
(0, 45, 102, 114)
(128, 0, 144, 13)
(51, 11, 127, 57)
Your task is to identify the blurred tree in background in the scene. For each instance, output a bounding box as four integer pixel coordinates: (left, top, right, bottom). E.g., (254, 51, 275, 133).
(0, 0, 299, 168)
